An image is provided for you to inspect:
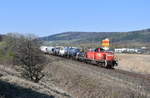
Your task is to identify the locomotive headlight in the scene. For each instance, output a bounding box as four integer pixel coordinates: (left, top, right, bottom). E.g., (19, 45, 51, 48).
(98, 54, 103, 58)
(98, 54, 101, 56)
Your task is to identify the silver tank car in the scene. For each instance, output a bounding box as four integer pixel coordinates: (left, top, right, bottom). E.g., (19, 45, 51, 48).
(40, 46, 48, 54)
(47, 46, 55, 54)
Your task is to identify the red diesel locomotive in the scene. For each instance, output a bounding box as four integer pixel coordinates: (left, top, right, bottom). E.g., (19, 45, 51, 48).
(84, 47, 118, 68)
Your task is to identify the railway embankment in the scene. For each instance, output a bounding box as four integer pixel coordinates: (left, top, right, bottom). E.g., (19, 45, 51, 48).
(44, 55, 150, 98)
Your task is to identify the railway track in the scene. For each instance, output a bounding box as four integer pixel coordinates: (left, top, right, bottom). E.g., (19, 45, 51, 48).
(47, 55, 150, 96)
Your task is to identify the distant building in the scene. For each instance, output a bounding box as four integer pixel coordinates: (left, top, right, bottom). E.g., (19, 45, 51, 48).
(115, 48, 142, 54)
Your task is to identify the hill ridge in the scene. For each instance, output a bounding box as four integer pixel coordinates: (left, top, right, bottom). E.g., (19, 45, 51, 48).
(40, 28, 150, 46)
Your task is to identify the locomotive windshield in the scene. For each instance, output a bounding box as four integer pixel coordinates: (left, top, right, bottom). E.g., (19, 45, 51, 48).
(95, 47, 105, 52)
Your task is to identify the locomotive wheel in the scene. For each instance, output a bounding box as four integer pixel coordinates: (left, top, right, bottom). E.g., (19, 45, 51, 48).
(106, 64, 112, 69)
(104, 60, 113, 69)
(97, 62, 103, 67)
(104, 60, 107, 67)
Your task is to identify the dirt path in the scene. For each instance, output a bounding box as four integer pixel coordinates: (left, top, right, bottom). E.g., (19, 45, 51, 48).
(43, 55, 150, 98)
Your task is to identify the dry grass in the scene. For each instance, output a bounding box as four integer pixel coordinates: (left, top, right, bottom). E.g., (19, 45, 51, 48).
(43, 56, 149, 98)
(117, 54, 150, 74)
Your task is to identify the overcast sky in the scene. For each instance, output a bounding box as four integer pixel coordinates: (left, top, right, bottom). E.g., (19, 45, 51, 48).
(0, 0, 150, 36)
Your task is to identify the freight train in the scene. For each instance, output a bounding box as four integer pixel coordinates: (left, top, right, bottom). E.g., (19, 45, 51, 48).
(40, 46, 118, 69)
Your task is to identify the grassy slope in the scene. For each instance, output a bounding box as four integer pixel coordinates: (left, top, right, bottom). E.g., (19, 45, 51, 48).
(0, 65, 72, 98)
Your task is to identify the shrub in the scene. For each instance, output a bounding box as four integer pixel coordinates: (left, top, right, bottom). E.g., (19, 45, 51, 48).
(5, 33, 47, 83)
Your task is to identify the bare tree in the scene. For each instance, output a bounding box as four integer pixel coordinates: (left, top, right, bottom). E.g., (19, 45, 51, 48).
(6, 33, 47, 83)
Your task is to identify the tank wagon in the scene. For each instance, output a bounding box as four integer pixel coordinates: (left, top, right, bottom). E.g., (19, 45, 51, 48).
(59, 47, 70, 56)
(52, 46, 63, 55)
(47, 46, 55, 54)
(40, 46, 48, 54)
(67, 47, 81, 58)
